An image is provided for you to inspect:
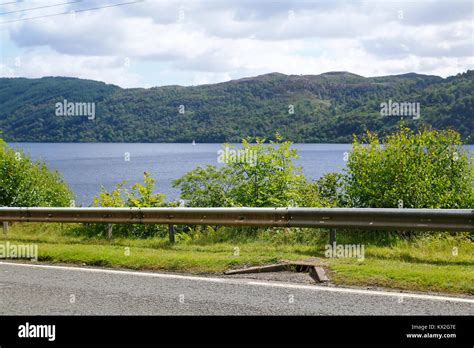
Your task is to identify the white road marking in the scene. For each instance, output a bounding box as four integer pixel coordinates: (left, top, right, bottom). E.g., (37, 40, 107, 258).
(1, 261, 473, 304)
(246, 281, 474, 304)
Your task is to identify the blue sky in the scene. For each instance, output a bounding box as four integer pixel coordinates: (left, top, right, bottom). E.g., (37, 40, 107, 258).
(0, 0, 472, 88)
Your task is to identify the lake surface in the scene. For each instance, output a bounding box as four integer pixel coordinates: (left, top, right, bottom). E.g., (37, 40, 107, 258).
(9, 143, 352, 206)
(9, 143, 473, 206)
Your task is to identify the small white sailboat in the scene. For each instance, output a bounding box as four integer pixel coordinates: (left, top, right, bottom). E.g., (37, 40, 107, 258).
(192, 140, 196, 146)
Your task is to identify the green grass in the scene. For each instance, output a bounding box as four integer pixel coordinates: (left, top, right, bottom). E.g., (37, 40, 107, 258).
(328, 235, 474, 294)
(1, 222, 473, 294)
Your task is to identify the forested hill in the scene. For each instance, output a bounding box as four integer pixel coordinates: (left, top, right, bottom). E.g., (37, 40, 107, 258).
(0, 70, 472, 143)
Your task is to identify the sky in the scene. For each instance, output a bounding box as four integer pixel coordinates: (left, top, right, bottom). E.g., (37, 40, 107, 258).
(0, 0, 472, 88)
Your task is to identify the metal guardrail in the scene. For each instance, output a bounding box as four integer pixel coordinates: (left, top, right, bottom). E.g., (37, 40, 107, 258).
(0, 207, 472, 231)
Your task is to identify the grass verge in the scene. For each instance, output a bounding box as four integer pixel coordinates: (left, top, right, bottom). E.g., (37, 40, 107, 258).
(1, 222, 473, 295)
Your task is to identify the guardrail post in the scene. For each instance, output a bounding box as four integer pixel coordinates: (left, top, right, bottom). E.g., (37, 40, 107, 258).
(107, 224, 113, 240)
(2, 222, 8, 236)
(329, 228, 337, 245)
(168, 224, 175, 243)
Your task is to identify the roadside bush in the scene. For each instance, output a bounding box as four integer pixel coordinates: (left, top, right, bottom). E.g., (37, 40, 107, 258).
(0, 138, 73, 207)
(172, 166, 238, 207)
(315, 172, 346, 207)
(85, 172, 168, 238)
(344, 126, 474, 208)
(173, 135, 323, 207)
(173, 127, 473, 242)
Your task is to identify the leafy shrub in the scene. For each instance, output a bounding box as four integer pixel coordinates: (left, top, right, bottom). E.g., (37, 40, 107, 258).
(172, 166, 238, 207)
(315, 172, 346, 207)
(174, 135, 323, 207)
(344, 126, 474, 208)
(86, 172, 167, 238)
(0, 138, 72, 207)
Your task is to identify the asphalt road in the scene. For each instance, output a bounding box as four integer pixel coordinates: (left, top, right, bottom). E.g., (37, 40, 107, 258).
(0, 261, 473, 315)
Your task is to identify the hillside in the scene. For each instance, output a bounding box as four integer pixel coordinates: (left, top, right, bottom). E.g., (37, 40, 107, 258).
(0, 71, 472, 143)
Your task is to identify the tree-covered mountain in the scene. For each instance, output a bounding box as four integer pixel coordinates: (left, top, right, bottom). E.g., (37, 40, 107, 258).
(0, 70, 472, 143)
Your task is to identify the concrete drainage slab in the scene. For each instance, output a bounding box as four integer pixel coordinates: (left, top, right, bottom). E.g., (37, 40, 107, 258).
(224, 258, 329, 283)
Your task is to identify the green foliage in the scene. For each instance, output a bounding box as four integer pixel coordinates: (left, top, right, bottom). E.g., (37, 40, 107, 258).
(92, 172, 166, 208)
(225, 136, 306, 207)
(86, 172, 167, 238)
(0, 138, 73, 206)
(315, 172, 346, 207)
(344, 126, 474, 208)
(173, 136, 320, 207)
(175, 126, 473, 211)
(172, 166, 237, 207)
(0, 71, 472, 143)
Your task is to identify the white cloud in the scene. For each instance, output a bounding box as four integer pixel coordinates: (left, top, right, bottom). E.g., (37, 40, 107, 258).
(0, 0, 472, 87)
(7, 49, 143, 87)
